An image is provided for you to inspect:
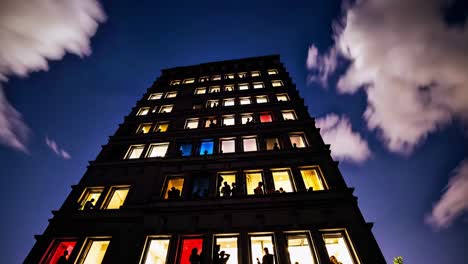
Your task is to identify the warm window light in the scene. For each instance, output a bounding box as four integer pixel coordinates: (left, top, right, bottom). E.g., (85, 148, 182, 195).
(276, 94, 289, 101)
(253, 82, 264, 89)
(225, 73, 235, 79)
(146, 143, 169, 158)
(79, 239, 110, 264)
(238, 83, 249, 90)
(240, 97, 251, 105)
(193, 104, 203, 109)
(170, 80, 181, 85)
(199, 76, 209, 82)
(215, 236, 239, 264)
(137, 107, 150, 116)
(289, 134, 307, 148)
(43, 240, 77, 264)
(183, 78, 195, 84)
(125, 145, 145, 159)
(185, 119, 199, 129)
(204, 118, 217, 128)
(207, 100, 219, 108)
(136, 123, 152, 134)
(272, 170, 294, 192)
(251, 71, 261, 77)
(256, 95, 268, 104)
(195, 87, 206, 94)
(238, 72, 247, 78)
(154, 122, 169, 132)
(286, 234, 316, 264)
(141, 238, 171, 264)
(250, 236, 275, 264)
(241, 114, 254, 124)
(282, 110, 297, 120)
(209, 86, 221, 93)
(223, 98, 235, 107)
(164, 177, 184, 199)
(78, 188, 103, 210)
(323, 232, 356, 264)
(212, 75, 221, 81)
(159, 105, 173, 113)
(268, 69, 278, 75)
(218, 173, 236, 196)
(259, 113, 273, 123)
(220, 138, 236, 153)
(104, 187, 129, 209)
(271, 80, 283, 87)
(300, 168, 325, 191)
(245, 172, 263, 195)
(265, 138, 280, 150)
(224, 85, 235, 92)
(243, 137, 257, 152)
(222, 116, 235, 126)
(148, 93, 163, 100)
(165, 91, 177, 98)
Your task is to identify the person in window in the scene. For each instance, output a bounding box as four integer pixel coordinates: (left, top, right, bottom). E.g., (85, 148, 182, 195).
(218, 251, 230, 264)
(231, 182, 238, 196)
(221, 181, 232, 197)
(83, 198, 95, 210)
(213, 244, 220, 264)
(273, 143, 280, 151)
(292, 143, 297, 149)
(330, 256, 343, 264)
(57, 250, 69, 264)
(256, 248, 274, 264)
(189, 247, 201, 264)
(279, 187, 286, 193)
(307, 187, 314, 192)
(254, 182, 264, 195)
(174, 188, 181, 199)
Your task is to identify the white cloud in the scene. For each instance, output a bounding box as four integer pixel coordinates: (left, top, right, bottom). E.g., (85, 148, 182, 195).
(316, 113, 371, 163)
(426, 159, 468, 228)
(307, 0, 468, 154)
(306, 46, 338, 87)
(0, 0, 106, 152)
(45, 137, 71, 159)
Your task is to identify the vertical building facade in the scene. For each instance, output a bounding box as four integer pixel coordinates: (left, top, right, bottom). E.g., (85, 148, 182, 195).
(26, 55, 386, 264)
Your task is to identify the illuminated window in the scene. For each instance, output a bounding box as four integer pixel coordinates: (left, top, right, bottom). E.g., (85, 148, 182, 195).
(200, 139, 214, 155)
(180, 143, 193, 156)
(141, 237, 171, 264)
(215, 236, 239, 264)
(300, 167, 326, 191)
(136, 123, 152, 134)
(185, 118, 199, 129)
(199, 76, 209, 82)
(222, 115, 235, 126)
(220, 138, 236, 153)
(165, 91, 177, 98)
(146, 142, 169, 158)
(224, 84, 235, 92)
(209, 86, 221, 93)
(251, 71, 261, 77)
(322, 232, 357, 264)
(124, 145, 145, 159)
(207, 99, 219, 108)
(104, 187, 130, 209)
(276, 94, 289, 101)
(78, 187, 103, 210)
(267, 69, 278, 75)
(183, 78, 195, 84)
(170, 80, 181, 85)
(42, 239, 77, 264)
(204, 118, 217, 128)
(256, 95, 268, 104)
(271, 170, 294, 192)
(223, 98, 235, 107)
(238, 83, 249, 90)
(77, 238, 110, 264)
(253, 82, 264, 89)
(195, 87, 206, 94)
(265, 137, 280, 150)
(259, 113, 273, 123)
(282, 110, 297, 120)
(238, 72, 247, 78)
(286, 233, 316, 264)
(137, 107, 150, 116)
(289, 133, 307, 148)
(241, 113, 254, 124)
(243, 137, 258, 152)
(154, 122, 169, 132)
(239, 97, 251, 105)
(245, 171, 263, 195)
(159, 105, 173, 113)
(249, 235, 276, 264)
(225, 73, 235, 79)
(179, 238, 203, 264)
(212, 75, 221, 81)
(148, 93, 163, 100)
(218, 173, 236, 197)
(163, 176, 184, 199)
(271, 80, 283, 87)
(193, 104, 203, 109)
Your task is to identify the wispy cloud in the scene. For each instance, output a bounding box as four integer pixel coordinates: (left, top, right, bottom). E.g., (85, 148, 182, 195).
(45, 137, 71, 159)
(0, 0, 106, 152)
(316, 114, 371, 163)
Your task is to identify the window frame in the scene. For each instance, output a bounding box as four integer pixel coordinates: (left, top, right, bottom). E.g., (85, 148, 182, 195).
(276, 93, 290, 102)
(75, 237, 111, 264)
(185, 118, 200, 129)
(170, 80, 181, 85)
(241, 113, 254, 124)
(209, 86, 221, 93)
(224, 84, 235, 92)
(281, 110, 297, 121)
(41, 238, 78, 264)
(101, 186, 130, 210)
(256, 95, 269, 104)
(251, 71, 261, 77)
(207, 99, 219, 108)
(220, 137, 236, 153)
(271, 80, 284, 87)
(267, 69, 279, 75)
(199, 139, 215, 155)
(284, 231, 318, 264)
(165, 91, 178, 98)
(238, 83, 249, 90)
(162, 175, 185, 199)
(158, 105, 173, 114)
(137, 107, 150, 116)
(248, 233, 278, 264)
(225, 73, 235, 80)
(299, 166, 328, 191)
(78, 187, 104, 210)
(239, 97, 252, 105)
(139, 236, 172, 264)
(148, 93, 163, 100)
(223, 98, 236, 107)
(242, 136, 258, 152)
(194, 87, 207, 95)
(199, 76, 209, 82)
(320, 229, 360, 264)
(244, 170, 265, 195)
(183, 78, 195, 84)
(289, 133, 308, 148)
(146, 142, 170, 158)
(154, 121, 169, 132)
(136, 123, 152, 134)
(222, 115, 236, 126)
(213, 235, 240, 264)
(211, 75, 221, 81)
(253, 82, 264, 89)
(270, 168, 296, 193)
(259, 112, 273, 123)
(124, 144, 145, 159)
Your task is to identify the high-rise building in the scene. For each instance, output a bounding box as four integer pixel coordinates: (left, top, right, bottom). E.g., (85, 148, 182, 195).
(26, 55, 385, 264)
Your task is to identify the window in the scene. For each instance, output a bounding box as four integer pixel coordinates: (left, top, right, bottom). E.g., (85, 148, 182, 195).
(215, 236, 239, 264)
(271, 80, 283, 87)
(124, 145, 145, 159)
(218, 173, 236, 197)
(136, 123, 152, 134)
(179, 238, 203, 264)
(148, 93, 163, 100)
(238, 72, 247, 78)
(212, 75, 221, 81)
(204, 118, 217, 128)
(165, 91, 177, 98)
(282, 110, 297, 120)
(265, 137, 280, 150)
(191, 174, 209, 198)
(238, 83, 249, 90)
(104, 187, 130, 209)
(225, 73, 235, 79)
(223, 98, 235, 107)
(170, 80, 181, 85)
(271, 170, 294, 192)
(220, 138, 236, 153)
(276, 93, 289, 102)
(199, 76, 209, 82)
(146, 143, 169, 158)
(300, 167, 326, 191)
(159, 105, 173, 113)
(141, 237, 171, 264)
(137, 107, 150, 116)
(185, 118, 199, 129)
(242, 137, 258, 152)
(163, 176, 184, 199)
(179, 143, 193, 156)
(267, 69, 278, 75)
(78, 187, 103, 210)
(224, 84, 235, 92)
(322, 231, 357, 264)
(183, 78, 195, 84)
(193, 104, 204, 109)
(253, 82, 264, 89)
(222, 115, 235, 126)
(289, 134, 307, 148)
(256, 95, 268, 104)
(207, 99, 219, 108)
(77, 238, 110, 264)
(199, 139, 214, 155)
(241, 113, 254, 124)
(42, 239, 77, 264)
(195, 87, 207, 94)
(259, 113, 273, 123)
(251, 71, 261, 77)
(250, 235, 276, 264)
(239, 97, 251, 105)
(209, 86, 221, 93)
(154, 122, 169, 132)
(245, 171, 263, 195)
(286, 233, 316, 264)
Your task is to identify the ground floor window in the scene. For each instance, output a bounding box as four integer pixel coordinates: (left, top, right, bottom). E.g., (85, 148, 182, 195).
(178, 238, 203, 264)
(286, 233, 316, 264)
(42, 239, 77, 264)
(249, 235, 276, 264)
(214, 236, 239, 264)
(77, 238, 110, 264)
(141, 237, 171, 264)
(322, 231, 357, 264)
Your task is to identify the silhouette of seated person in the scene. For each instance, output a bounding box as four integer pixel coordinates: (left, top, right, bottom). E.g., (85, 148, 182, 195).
(254, 182, 264, 195)
(219, 250, 230, 264)
(257, 247, 274, 264)
(293, 143, 298, 149)
(221, 181, 232, 197)
(273, 143, 280, 150)
(307, 187, 314, 192)
(279, 187, 286, 193)
(330, 255, 343, 264)
(57, 249, 69, 264)
(231, 182, 239, 196)
(167, 187, 181, 199)
(189, 247, 201, 264)
(83, 198, 95, 210)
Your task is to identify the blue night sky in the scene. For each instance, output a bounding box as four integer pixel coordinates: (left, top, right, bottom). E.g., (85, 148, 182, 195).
(0, 0, 467, 263)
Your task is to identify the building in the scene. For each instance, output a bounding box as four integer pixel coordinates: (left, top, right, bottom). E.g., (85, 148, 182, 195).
(25, 55, 386, 264)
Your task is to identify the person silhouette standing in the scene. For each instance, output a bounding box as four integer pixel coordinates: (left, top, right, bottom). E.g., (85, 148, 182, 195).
(189, 247, 201, 264)
(57, 250, 69, 264)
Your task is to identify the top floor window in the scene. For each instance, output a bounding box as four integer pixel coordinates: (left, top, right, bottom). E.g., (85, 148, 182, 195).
(225, 73, 235, 79)
(165, 91, 177, 98)
(212, 75, 221, 81)
(170, 80, 181, 85)
(148, 93, 163, 100)
(199, 76, 209, 82)
(183, 78, 195, 84)
(195, 87, 206, 95)
(267, 69, 278, 75)
(238, 72, 247, 78)
(271, 80, 284, 87)
(251, 71, 261, 77)
(276, 93, 290, 101)
(137, 107, 150, 116)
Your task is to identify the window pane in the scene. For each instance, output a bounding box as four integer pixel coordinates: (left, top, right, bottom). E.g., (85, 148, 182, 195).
(185, 119, 199, 129)
(179, 238, 203, 264)
(191, 174, 209, 198)
(238, 72, 247, 78)
(159, 105, 173, 113)
(251, 71, 261, 77)
(224, 99, 235, 107)
(256, 96, 268, 104)
(195, 87, 206, 94)
(44, 240, 77, 264)
(282, 111, 297, 120)
(79, 188, 103, 210)
(125, 145, 144, 159)
(207, 100, 219, 108)
(224, 85, 234, 92)
(170, 80, 181, 85)
(250, 236, 275, 264)
(164, 177, 184, 199)
(323, 233, 356, 264)
(200, 140, 214, 155)
(137, 123, 152, 134)
(155, 122, 169, 132)
(238, 83, 249, 90)
(212, 75, 221, 81)
(271, 80, 283, 87)
(240, 98, 251, 105)
(300, 168, 325, 191)
(272, 170, 294, 192)
(221, 139, 235, 153)
(142, 239, 170, 264)
(218, 174, 236, 197)
(245, 172, 262, 195)
(147, 143, 169, 157)
(253, 82, 264, 89)
(241, 114, 254, 124)
(180, 144, 192, 156)
(209, 86, 221, 93)
(276, 94, 289, 101)
(286, 234, 315, 264)
(225, 74, 235, 79)
(166, 91, 177, 98)
(149, 93, 163, 100)
(290, 134, 307, 148)
(259, 114, 272, 123)
(205, 118, 217, 128)
(81, 240, 110, 264)
(137, 108, 150, 116)
(183, 79, 195, 84)
(223, 116, 235, 126)
(105, 188, 129, 209)
(243, 138, 257, 152)
(215, 236, 239, 264)
(267, 69, 278, 75)
(265, 138, 280, 150)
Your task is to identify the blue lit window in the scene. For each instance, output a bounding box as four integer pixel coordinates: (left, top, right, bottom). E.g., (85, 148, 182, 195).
(199, 140, 214, 155)
(180, 143, 192, 156)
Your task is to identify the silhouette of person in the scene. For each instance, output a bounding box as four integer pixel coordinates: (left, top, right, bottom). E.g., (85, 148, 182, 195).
(213, 244, 220, 264)
(246, 118, 251, 124)
(83, 198, 95, 210)
(261, 247, 274, 264)
(167, 187, 176, 199)
(221, 181, 232, 197)
(254, 182, 264, 195)
(189, 247, 201, 264)
(219, 250, 230, 264)
(293, 143, 297, 149)
(57, 250, 69, 264)
(273, 143, 280, 150)
(231, 182, 238, 196)
(307, 187, 314, 192)
(279, 187, 285, 193)
(330, 256, 342, 264)
(174, 188, 181, 198)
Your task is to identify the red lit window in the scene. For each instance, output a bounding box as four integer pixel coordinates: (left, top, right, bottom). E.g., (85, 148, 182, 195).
(179, 238, 203, 264)
(260, 114, 273, 123)
(42, 240, 77, 264)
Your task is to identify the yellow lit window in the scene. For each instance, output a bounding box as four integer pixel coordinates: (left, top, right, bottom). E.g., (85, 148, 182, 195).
(195, 87, 206, 94)
(239, 97, 251, 105)
(104, 187, 129, 209)
(199, 76, 209, 82)
(322, 232, 357, 264)
(289, 133, 307, 148)
(286, 233, 316, 264)
(207, 99, 219, 108)
(212, 75, 221, 81)
(163, 176, 184, 199)
(237, 72, 247, 78)
(256, 95, 268, 104)
(137, 107, 150, 116)
(154, 122, 169, 132)
(185, 118, 199, 129)
(225, 73, 235, 79)
(238, 83, 249, 90)
(241, 113, 254, 124)
(253, 82, 264, 89)
(165, 91, 177, 98)
(250, 235, 276, 264)
(271, 170, 294, 192)
(245, 172, 263, 195)
(148, 93, 163, 100)
(282, 110, 297, 120)
(78, 239, 110, 264)
(159, 105, 173, 113)
(124, 145, 145, 159)
(218, 173, 236, 196)
(78, 187, 103, 210)
(251, 71, 261, 77)
(209, 86, 221, 93)
(224, 85, 235, 92)
(146, 143, 169, 158)
(265, 138, 280, 150)
(223, 98, 235, 107)
(220, 138, 236, 153)
(136, 123, 152, 134)
(183, 78, 195, 84)
(268, 69, 278, 75)
(271, 80, 283, 87)
(300, 167, 326, 191)
(170, 80, 181, 85)
(141, 237, 171, 264)
(276, 94, 289, 101)
(215, 236, 239, 264)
